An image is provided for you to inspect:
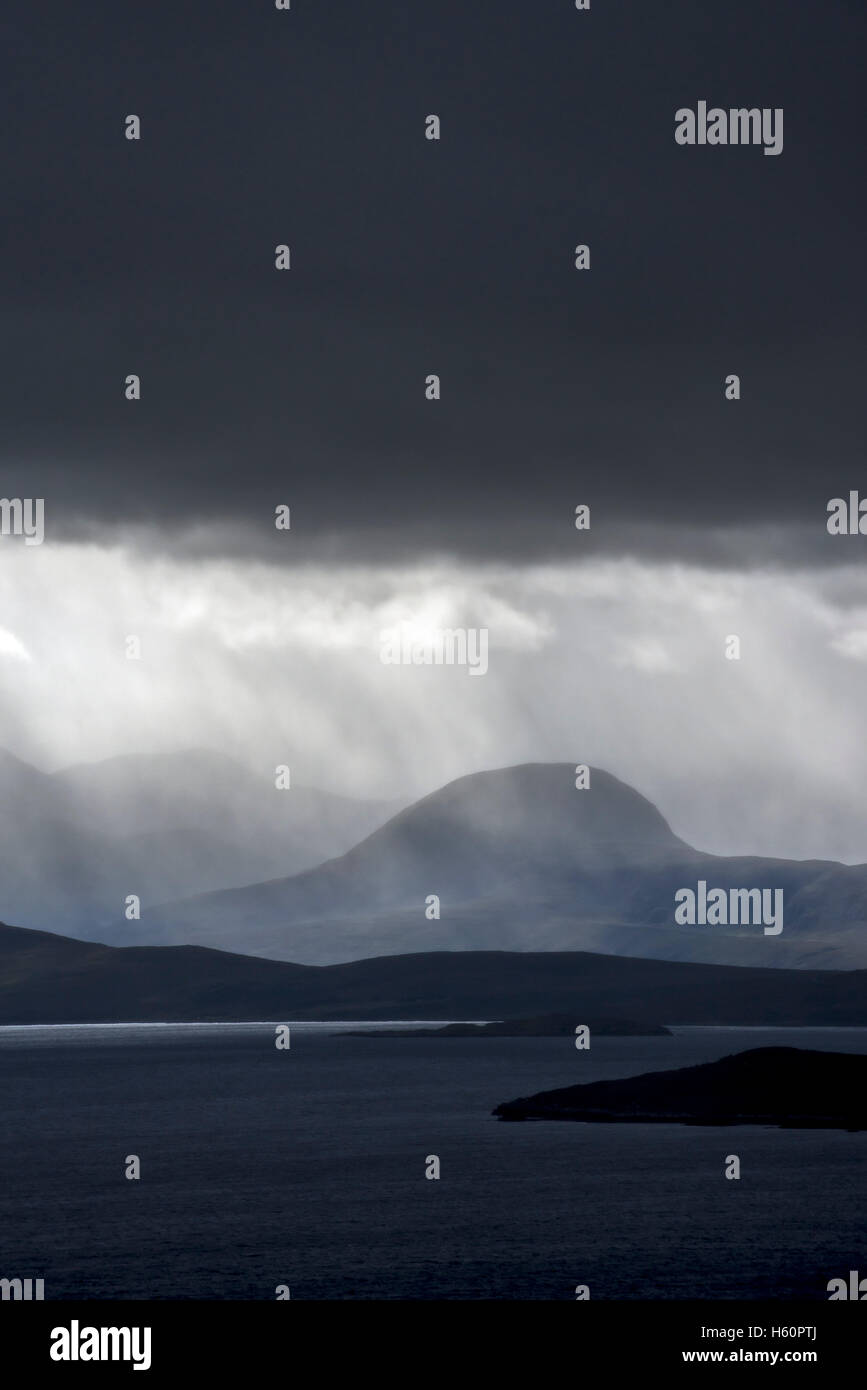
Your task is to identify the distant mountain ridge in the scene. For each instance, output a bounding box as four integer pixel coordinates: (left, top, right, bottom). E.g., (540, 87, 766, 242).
(140, 763, 867, 969)
(4, 754, 867, 971)
(1, 921, 865, 1025)
(0, 746, 400, 937)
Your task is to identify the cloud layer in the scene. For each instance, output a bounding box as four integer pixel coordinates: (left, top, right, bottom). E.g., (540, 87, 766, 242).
(2, 539, 865, 863)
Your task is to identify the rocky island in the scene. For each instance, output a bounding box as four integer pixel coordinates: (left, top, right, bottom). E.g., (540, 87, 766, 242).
(493, 1046, 867, 1130)
(346, 1013, 671, 1038)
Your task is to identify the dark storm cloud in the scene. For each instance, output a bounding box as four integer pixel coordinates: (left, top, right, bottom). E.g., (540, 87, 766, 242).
(1, 0, 864, 560)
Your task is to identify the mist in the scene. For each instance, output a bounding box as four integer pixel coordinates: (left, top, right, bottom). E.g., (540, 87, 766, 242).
(1, 535, 866, 863)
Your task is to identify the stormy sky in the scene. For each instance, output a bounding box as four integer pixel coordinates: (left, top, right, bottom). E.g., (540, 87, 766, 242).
(1, 0, 865, 861)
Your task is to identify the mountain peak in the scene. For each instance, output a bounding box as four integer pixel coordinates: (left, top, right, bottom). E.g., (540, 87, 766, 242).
(372, 762, 687, 870)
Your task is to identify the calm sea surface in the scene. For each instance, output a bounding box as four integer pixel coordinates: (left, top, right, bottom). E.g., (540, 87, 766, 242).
(0, 1024, 864, 1299)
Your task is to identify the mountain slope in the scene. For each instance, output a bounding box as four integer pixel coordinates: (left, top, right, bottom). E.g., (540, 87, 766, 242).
(0, 750, 141, 935)
(1, 921, 865, 1025)
(0, 747, 400, 938)
(143, 763, 867, 967)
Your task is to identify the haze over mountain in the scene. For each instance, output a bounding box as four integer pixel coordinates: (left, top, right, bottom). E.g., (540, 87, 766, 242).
(139, 763, 867, 969)
(0, 746, 399, 937)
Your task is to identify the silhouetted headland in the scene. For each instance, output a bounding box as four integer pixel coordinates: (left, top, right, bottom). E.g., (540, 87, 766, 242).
(493, 1047, 867, 1130)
